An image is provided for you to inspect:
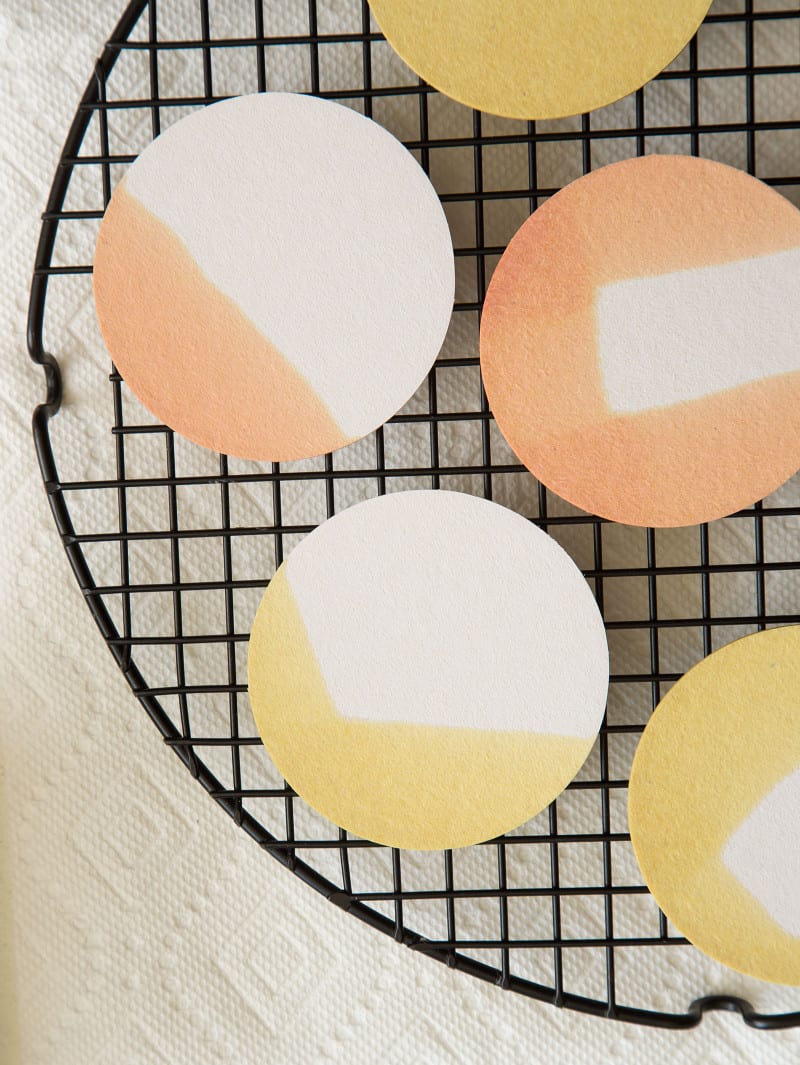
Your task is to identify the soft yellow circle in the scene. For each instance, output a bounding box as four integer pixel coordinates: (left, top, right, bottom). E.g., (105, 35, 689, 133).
(248, 491, 609, 851)
(368, 0, 713, 120)
(629, 627, 800, 985)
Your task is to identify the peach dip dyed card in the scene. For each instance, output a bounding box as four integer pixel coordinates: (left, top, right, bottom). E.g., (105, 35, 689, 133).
(480, 155, 800, 527)
(248, 490, 609, 851)
(94, 92, 454, 462)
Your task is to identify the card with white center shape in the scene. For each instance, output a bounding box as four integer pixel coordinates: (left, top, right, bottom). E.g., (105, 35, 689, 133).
(480, 155, 800, 528)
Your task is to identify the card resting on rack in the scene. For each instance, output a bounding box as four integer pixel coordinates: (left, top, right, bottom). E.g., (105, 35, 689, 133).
(247, 490, 609, 851)
(367, 0, 712, 120)
(480, 155, 800, 528)
(93, 92, 454, 462)
(629, 626, 800, 986)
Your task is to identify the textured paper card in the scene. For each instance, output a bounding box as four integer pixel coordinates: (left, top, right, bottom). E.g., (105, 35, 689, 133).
(248, 490, 609, 850)
(94, 92, 454, 461)
(629, 627, 800, 985)
(367, 1, 712, 120)
(480, 155, 800, 527)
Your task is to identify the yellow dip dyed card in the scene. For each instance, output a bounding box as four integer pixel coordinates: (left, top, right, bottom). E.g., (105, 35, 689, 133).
(368, 1, 712, 120)
(94, 92, 454, 462)
(480, 156, 800, 528)
(248, 490, 609, 851)
(629, 627, 800, 985)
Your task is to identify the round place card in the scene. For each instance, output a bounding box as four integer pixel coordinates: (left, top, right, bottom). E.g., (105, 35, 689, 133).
(480, 155, 800, 527)
(629, 627, 800, 985)
(94, 92, 454, 462)
(248, 490, 609, 850)
(367, 0, 712, 120)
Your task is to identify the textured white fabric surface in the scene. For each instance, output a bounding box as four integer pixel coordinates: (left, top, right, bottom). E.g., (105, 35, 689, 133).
(2, 1, 800, 1062)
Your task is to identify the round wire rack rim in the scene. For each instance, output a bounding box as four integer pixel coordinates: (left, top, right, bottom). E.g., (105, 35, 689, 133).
(27, 0, 800, 1031)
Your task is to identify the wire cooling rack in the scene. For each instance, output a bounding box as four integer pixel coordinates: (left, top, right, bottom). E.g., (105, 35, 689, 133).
(28, 0, 800, 1030)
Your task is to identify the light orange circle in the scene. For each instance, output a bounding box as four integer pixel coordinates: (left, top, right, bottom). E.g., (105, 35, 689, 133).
(480, 156, 800, 528)
(93, 93, 454, 462)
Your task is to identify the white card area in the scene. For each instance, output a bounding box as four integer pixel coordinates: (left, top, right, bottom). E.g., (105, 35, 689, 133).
(123, 93, 454, 437)
(722, 766, 800, 938)
(597, 247, 800, 415)
(284, 491, 609, 736)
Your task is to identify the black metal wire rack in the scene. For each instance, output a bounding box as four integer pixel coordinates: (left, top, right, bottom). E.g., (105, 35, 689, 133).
(27, 0, 800, 1030)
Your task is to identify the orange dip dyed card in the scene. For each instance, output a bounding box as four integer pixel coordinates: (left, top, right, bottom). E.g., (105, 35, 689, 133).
(94, 93, 454, 462)
(480, 156, 800, 527)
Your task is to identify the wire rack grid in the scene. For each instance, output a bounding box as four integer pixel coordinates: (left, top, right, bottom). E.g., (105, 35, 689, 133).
(27, 0, 800, 1030)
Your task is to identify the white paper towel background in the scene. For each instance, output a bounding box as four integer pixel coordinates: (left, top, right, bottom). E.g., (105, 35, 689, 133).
(2, 1, 800, 1062)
